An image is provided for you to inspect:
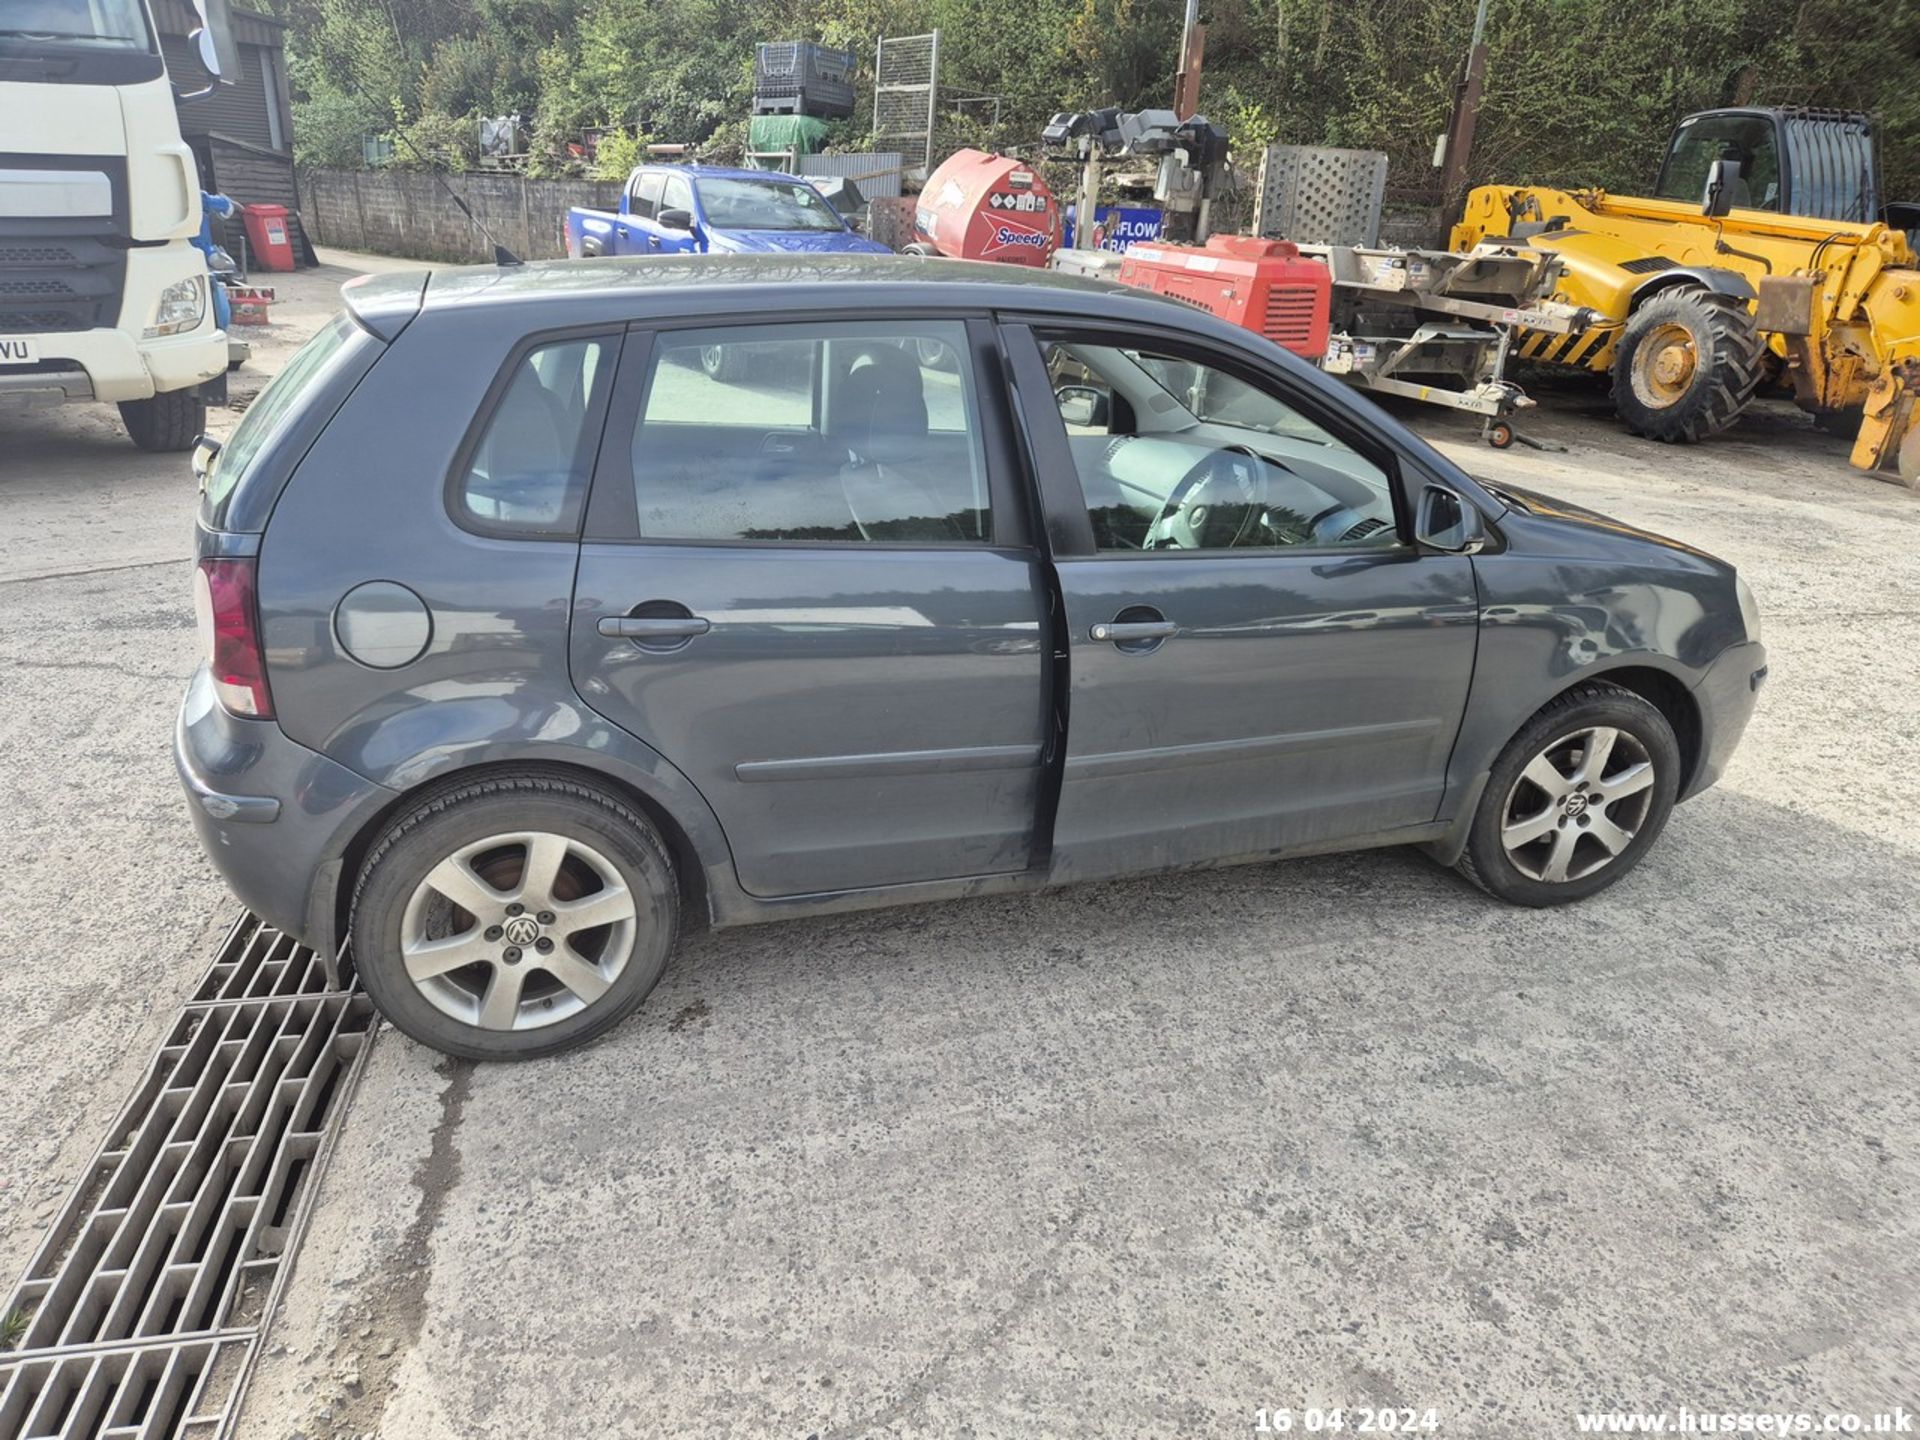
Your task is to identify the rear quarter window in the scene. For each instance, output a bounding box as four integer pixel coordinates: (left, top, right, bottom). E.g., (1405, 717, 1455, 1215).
(450, 334, 618, 538)
(199, 313, 377, 533)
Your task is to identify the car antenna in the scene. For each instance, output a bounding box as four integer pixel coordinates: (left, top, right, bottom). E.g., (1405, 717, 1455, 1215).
(376, 109, 524, 267)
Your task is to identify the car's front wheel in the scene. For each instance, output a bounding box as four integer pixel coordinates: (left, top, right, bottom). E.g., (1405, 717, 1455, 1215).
(1457, 682, 1681, 906)
(349, 771, 678, 1060)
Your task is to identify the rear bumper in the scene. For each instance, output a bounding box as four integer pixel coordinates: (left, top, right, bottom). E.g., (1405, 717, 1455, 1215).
(174, 668, 398, 952)
(1683, 638, 1768, 800)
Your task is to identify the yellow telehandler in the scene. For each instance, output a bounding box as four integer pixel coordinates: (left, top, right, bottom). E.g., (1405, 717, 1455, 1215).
(1450, 108, 1920, 485)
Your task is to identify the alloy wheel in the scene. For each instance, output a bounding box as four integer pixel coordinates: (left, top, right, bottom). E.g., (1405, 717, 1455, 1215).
(1499, 726, 1656, 883)
(399, 831, 639, 1031)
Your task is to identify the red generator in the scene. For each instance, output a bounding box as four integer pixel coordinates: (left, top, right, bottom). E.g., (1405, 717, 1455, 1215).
(1115, 235, 1333, 360)
(913, 148, 1062, 267)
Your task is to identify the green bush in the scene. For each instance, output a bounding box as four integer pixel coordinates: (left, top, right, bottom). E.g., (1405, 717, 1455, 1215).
(292, 84, 384, 169)
(387, 109, 482, 172)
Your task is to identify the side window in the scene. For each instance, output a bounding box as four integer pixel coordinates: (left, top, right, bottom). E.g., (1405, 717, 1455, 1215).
(1040, 339, 1400, 553)
(630, 172, 663, 220)
(455, 336, 613, 535)
(661, 173, 693, 218)
(630, 320, 989, 544)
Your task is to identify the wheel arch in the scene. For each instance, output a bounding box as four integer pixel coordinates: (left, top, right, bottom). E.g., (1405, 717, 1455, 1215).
(1426, 658, 1704, 866)
(1627, 266, 1756, 313)
(323, 755, 732, 966)
(1586, 663, 1703, 794)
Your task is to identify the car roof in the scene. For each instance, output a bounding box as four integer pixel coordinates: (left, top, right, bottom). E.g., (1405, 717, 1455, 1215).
(406, 252, 1174, 322)
(640, 164, 816, 184)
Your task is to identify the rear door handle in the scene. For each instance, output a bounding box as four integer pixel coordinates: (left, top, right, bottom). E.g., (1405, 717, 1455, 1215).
(1090, 620, 1178, 643)
(597, 616, 711, 639)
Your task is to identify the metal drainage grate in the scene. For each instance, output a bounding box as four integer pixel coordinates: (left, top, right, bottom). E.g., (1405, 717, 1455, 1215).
(1, 915, 374, 1440)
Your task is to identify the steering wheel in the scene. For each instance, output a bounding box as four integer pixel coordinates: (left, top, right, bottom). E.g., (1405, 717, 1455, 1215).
(1144, 444, 1271, 550)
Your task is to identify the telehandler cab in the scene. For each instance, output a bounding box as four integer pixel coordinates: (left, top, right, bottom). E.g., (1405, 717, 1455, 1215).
(1451, 107, 1920, 485)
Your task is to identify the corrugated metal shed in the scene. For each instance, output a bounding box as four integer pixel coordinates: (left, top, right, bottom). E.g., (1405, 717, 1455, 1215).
(798, 153, 908, 199)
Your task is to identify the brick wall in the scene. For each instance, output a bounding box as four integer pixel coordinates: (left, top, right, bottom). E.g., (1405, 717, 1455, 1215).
(296, 169, 625, 263)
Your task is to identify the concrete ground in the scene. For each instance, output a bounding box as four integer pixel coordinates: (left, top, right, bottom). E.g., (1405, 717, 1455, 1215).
(0, 254, 1914, 1438)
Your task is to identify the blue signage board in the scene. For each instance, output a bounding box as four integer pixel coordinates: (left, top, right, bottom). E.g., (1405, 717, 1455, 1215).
(1062, 205, 1165, 252)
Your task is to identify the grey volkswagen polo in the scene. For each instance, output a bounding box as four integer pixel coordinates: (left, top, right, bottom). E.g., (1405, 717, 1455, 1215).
(177, 254, 1766, 1060)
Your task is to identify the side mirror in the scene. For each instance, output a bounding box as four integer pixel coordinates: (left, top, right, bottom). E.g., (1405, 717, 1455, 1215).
(657, 207, 694, 231)
(181, 0, 239, 95)
(1055, 384, 1110, 429)
(1702, 158, 1741, 218)
(1416, 483, 1486, 554)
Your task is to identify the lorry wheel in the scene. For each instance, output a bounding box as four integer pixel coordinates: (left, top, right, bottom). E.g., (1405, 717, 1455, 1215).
(1610, 286, 1762, 444)
(118, 390, 207, 452)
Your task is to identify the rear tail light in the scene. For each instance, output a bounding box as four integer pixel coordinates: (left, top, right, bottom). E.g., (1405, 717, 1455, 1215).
(193, 557, 274, 718)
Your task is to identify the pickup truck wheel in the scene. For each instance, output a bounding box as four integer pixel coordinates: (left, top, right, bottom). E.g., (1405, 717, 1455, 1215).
(1611, 286, 1762, 444)
(701, 344, 747, 382)
(118, 390, 207, 452)
(349, 771, 679, 1061)
(1456, 682, 1680, 907)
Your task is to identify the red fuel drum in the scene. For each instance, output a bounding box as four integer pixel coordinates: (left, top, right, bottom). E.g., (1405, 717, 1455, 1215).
(914, 149, 1061, 267)
(1115, 235, 1334, 359)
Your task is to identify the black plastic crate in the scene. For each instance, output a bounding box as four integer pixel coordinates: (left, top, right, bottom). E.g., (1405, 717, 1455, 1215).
(755, 40, 855, 87)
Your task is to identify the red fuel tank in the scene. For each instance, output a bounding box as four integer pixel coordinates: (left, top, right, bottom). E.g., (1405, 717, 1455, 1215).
(1115, 235, 1333, 359)
(913, 149, 1061, 266)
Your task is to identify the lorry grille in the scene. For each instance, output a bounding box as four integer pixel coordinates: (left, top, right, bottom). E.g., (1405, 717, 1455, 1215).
(0, 237, 125, 334)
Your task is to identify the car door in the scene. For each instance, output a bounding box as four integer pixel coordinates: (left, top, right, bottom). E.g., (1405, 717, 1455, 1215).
(1001, 320, 1480, 885)
(617, 171, 664, 253)
(570, 315, 1050, 898)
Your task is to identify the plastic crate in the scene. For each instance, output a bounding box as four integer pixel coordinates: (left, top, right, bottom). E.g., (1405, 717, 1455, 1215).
(752, 86, 854, 119)
(755, 41, 855, 87)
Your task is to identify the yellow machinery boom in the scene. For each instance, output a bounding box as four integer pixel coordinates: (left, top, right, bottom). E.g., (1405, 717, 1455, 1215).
(1452, 186, 1920, 485)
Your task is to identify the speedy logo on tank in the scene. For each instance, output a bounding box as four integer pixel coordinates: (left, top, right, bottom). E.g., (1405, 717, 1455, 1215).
(981, 214, 1051, 258)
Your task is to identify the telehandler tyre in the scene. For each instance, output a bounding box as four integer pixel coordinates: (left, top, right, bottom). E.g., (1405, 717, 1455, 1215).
(1610, 285, 1763, 444)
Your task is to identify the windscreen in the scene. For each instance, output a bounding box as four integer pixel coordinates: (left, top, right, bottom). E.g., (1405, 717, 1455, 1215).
(2, 0, 154, 48)
(694, 178, 846, 232)
(1655, 114, 1781, 211)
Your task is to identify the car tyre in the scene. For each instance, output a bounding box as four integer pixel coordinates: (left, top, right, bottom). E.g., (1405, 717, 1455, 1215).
(349, 769, 678, 1061)
(119, 389, 207, 452)
(700, 344, 747, 382)
(1457, 681, 1681, 907)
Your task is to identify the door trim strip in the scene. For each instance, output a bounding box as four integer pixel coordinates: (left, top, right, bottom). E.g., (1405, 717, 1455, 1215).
(735, 744, 1041, 783)
(1065, 719, 1438, 779)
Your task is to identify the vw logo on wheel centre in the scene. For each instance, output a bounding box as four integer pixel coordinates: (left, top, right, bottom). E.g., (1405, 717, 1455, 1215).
(504, 916, 541, 946)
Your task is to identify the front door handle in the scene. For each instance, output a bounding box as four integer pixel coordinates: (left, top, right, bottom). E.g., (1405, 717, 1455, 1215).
(598, 615, 711, 640)
(1090, 620, 1178, 643)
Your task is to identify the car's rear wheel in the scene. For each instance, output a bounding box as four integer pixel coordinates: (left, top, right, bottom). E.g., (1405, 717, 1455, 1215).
(700, 344, 747, 382)
(349, 771, 678, 1060)
(1457, 682, 1681, 906)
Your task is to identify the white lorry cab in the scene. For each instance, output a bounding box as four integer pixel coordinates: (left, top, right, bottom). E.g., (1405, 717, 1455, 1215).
(1, 0, 239, 450)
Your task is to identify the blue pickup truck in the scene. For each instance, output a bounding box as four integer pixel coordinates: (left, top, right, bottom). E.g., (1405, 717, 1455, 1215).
(565, 164, 891, 261)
